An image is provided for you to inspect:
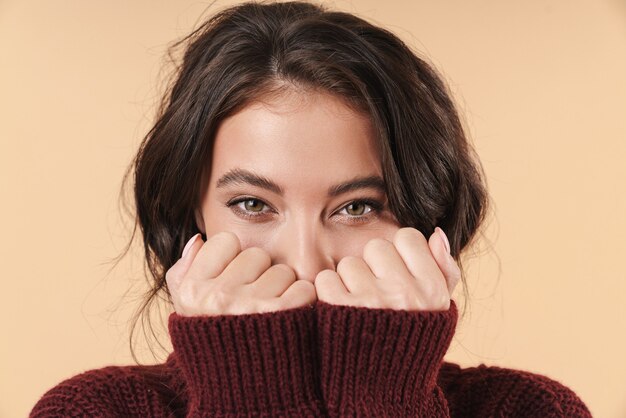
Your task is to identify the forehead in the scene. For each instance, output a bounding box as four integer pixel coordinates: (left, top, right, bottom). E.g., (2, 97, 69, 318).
(210, 90, 382, 188)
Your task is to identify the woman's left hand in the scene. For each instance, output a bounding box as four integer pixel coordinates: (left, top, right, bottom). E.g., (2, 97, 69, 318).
(315, 227, 460, 311)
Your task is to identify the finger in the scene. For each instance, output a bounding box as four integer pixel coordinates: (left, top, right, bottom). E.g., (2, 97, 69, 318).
(166, 233, 203, 294)
(246, 264, 296, 298)
(278, 280, 317, 309)
(314, 269, 349, 304)
(218, 246, 271, 285)
(428, 227, 461, 296)
(362, 238, 412, 283)
(185, 231, 241, 284)
(393, 227, 447, 287)
(335, 256, 376, 294)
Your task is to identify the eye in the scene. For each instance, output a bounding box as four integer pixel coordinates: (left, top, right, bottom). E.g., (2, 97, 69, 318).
(240, 198, 266, 212)
(226, 197, 273, 220)
(341, 201, 372, 216)
(336, 199, 384, 223)
(226, 196, 385, 224)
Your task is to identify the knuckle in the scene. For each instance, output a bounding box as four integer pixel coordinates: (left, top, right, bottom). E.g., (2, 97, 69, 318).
(398, 293, 416, 310)
(273, 263, 293, 273)
(336, 255, 359, 273)
(212, 231, 241, 251)
(200, 291, 230, 315)
(271, 264, 296, 280)
(421, 283, 449, 309)
(296, 279, 316, 294)
(176, 281, 196, 309)
(418, 280, 438, 302)
(342, 255, 361, 265)
(363, 237, 392, 256)
(395, 227, 426, 247)
(296, 281, 318, 303)
(314, 270, 338, 291)
(315, 268, 339, 282)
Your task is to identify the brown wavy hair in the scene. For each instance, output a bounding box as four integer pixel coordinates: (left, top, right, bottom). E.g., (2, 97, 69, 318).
(114, 0, 491, 362)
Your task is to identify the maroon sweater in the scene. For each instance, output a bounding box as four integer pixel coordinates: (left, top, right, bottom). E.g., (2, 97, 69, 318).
(30, 301, 591, 417)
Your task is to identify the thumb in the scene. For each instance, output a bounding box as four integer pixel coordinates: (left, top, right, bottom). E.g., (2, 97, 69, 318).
(428, 227, 461, 297)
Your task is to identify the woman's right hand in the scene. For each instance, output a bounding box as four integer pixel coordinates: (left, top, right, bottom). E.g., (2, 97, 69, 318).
(165, 231, 317, 316)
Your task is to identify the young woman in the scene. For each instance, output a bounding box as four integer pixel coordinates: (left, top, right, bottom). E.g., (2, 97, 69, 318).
(31, 1, 591, 416)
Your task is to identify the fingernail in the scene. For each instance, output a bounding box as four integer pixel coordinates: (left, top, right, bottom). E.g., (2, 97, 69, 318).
(436, 227, 451, 254)
(182, 233, 200, 258)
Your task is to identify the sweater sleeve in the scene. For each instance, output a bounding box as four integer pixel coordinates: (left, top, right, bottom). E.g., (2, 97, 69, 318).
(316, 300, 458, 417)
(29, 363, 179, 417)
(167, 304, 327, 417)
(438, 362, 593, 417)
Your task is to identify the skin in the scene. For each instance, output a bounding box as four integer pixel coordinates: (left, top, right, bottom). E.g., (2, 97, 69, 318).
(165, 88, 461, 316)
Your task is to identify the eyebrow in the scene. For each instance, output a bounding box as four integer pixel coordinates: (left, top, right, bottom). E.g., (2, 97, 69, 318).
(216, 168, 386, 197)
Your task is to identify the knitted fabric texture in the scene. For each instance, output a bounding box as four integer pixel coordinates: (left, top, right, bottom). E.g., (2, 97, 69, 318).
(30, 301, 591, 417)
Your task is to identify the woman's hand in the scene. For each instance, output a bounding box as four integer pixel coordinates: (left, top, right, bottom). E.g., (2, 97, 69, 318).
(165, 231, 316, 316)
(315, 227, 460, 311)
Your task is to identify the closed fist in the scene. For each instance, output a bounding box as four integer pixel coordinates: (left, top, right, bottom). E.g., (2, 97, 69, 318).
(165, 231, 316, 316)
(314, 227, 460, 311)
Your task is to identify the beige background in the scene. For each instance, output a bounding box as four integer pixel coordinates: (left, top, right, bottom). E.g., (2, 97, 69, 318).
(1, 0, 624, 416)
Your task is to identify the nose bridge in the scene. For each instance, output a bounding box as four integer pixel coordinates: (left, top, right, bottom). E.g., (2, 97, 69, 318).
(273, 216, 335, 282)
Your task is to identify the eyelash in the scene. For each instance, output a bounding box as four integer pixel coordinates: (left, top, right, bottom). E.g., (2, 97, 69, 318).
(225, 197, 384, 224)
